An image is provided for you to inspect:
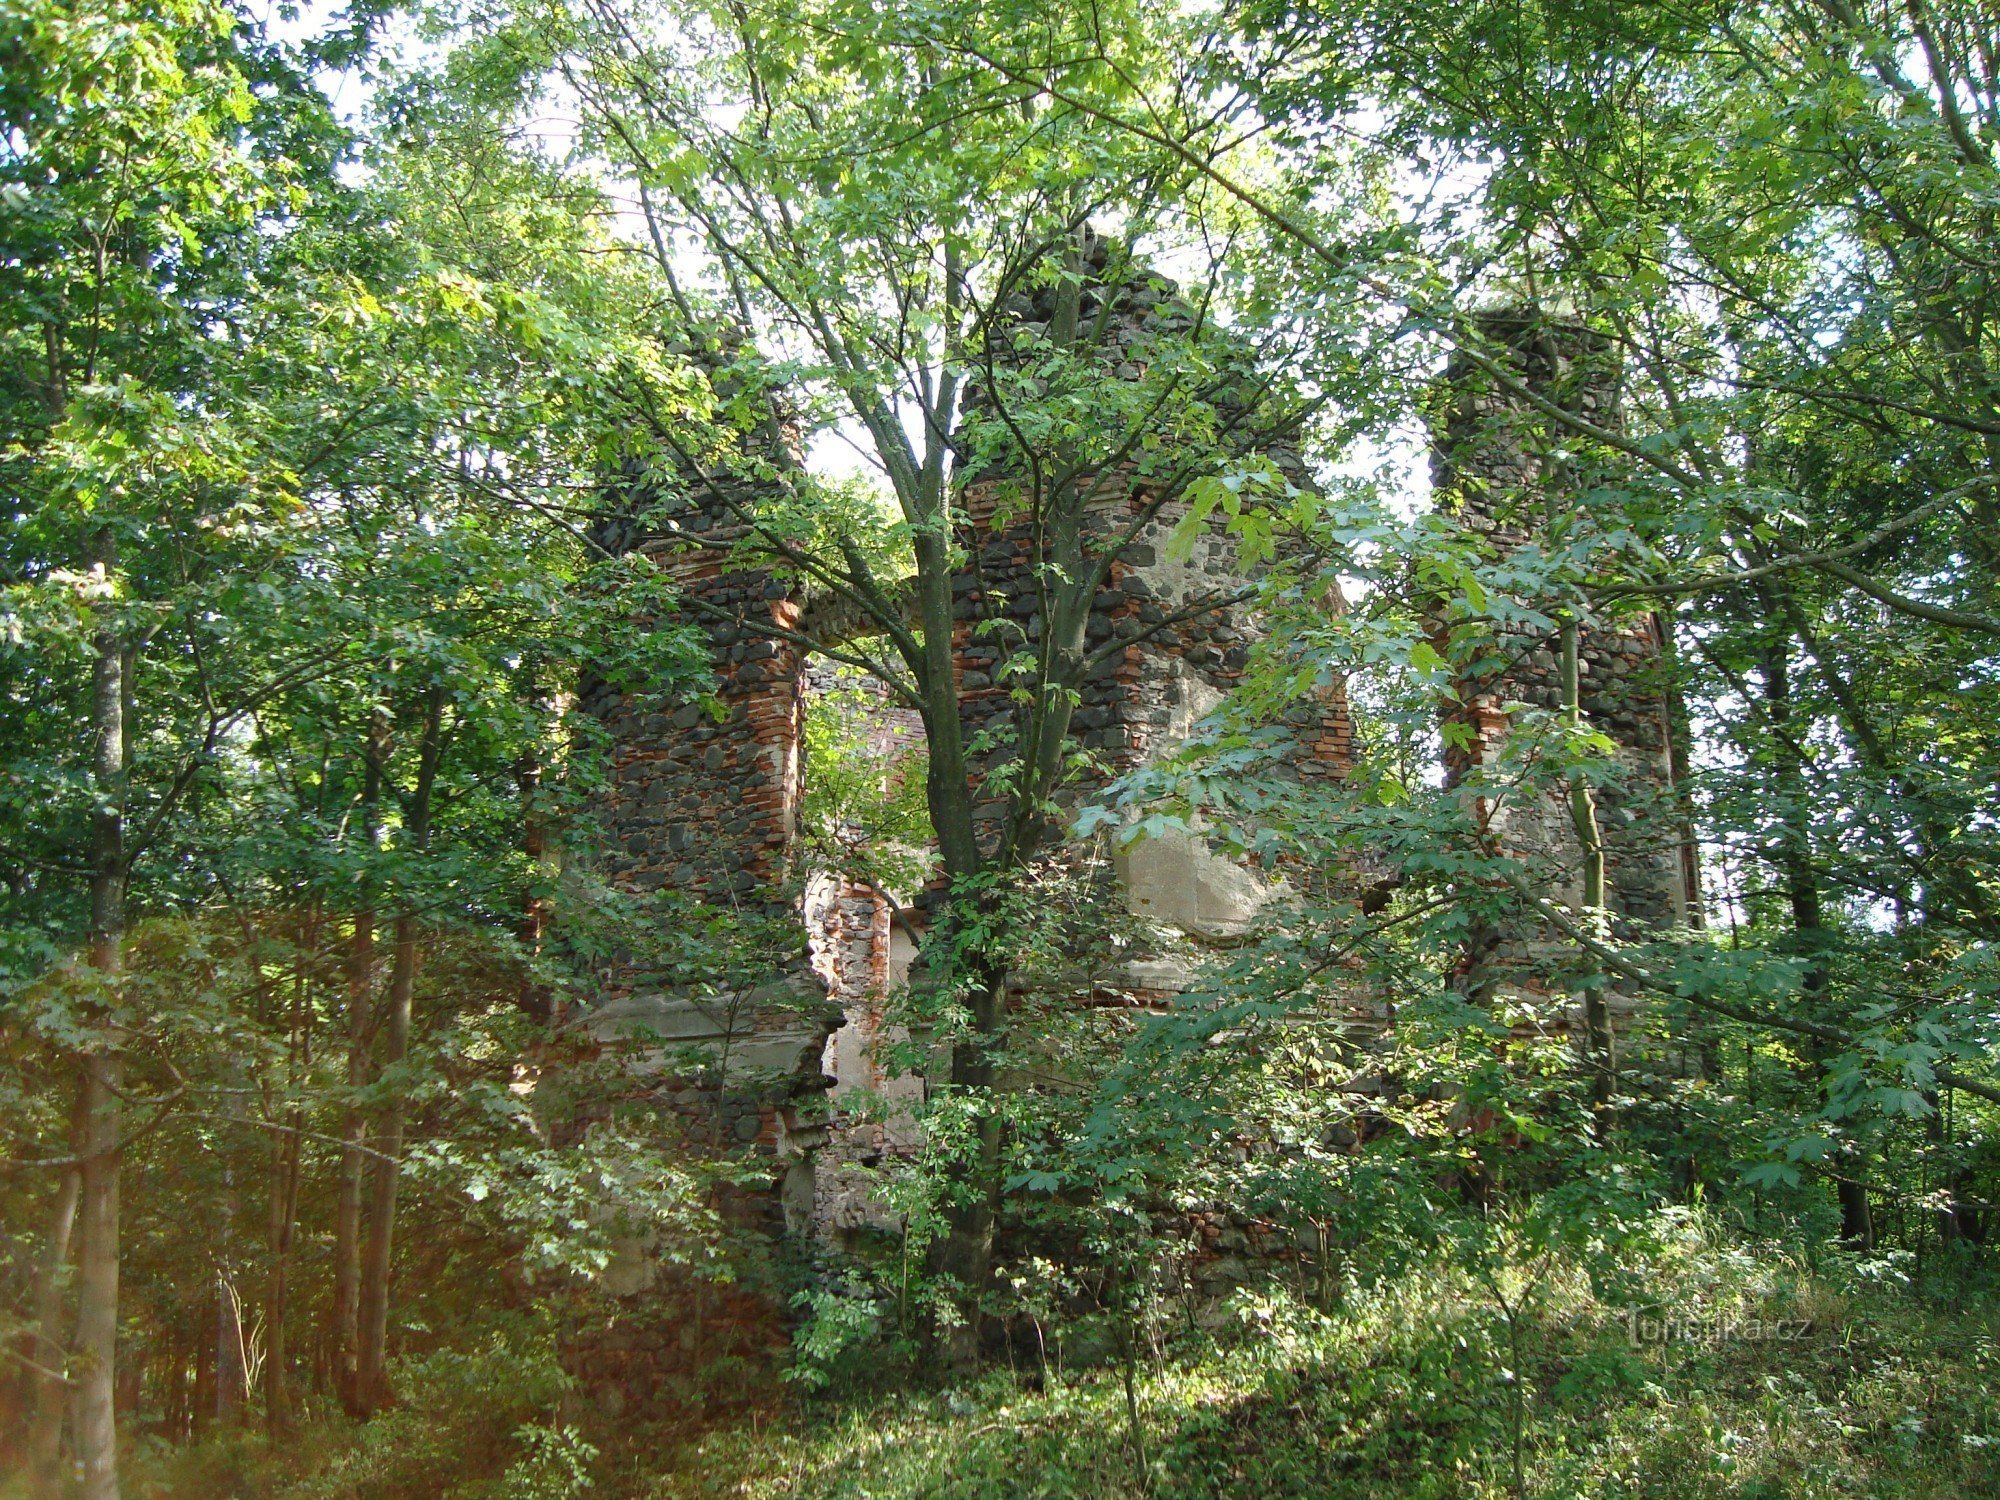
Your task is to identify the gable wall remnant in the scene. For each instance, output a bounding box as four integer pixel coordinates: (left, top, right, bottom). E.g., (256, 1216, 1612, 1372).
(1432, 308, 1699, 1048)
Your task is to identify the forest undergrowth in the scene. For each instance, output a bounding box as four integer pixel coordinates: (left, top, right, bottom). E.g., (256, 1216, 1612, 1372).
(121, 1211, 2000, 1500)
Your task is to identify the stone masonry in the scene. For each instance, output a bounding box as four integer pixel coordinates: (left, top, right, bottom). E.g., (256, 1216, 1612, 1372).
(578, 474, 835, 1181)
(951, 247, 1353, 950)
(575, 253, 1356, 1268)
(577, 292, 1696, 1277)
(1431, 308, 1697, 1037)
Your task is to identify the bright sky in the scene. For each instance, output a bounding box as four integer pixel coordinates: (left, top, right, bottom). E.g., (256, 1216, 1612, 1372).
(257, 0, 1440, 512)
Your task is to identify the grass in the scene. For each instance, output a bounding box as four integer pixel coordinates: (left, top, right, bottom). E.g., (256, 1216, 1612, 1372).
(634, 1223, 2000, 1499)
(110, 1215, 2000, 1498)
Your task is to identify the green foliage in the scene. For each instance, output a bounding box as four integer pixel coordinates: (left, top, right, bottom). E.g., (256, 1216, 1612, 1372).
(8, 0, 2000, 1491)
(785, 1283, 885, 1392)
(798, 673, 934, 897)
(644, 1211, 2000, 1498)
(499, 1424, 598, 1500)
(124, 1321, 578, 1499)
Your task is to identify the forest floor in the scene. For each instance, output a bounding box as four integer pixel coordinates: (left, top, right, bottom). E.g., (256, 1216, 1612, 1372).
(123, 1217, 2000, 1498)
(642, 1234, 2000, 1499)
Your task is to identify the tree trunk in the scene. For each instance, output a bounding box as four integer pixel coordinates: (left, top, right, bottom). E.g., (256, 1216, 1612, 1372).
(1757, 626, 1872, 1249)
(73, 532, 126, 1500)
(515, 673, 552, 1023)
(354, 688, 444, 1415)
(214, 1116, 246, 1428)
(189, 1311, 213, 1441)
(909, 486, 1002, 1350)
(74, 1058, 123, 1500)
(25, 1089, 86, 1480)
(264, 911, 315, 1430)
(937, 962, 1008, 1367)
(1561, 616, 1616, 1105)
(919, 305, 1107, 1356)
(930, 570, 1093, 1360)
(214, 1270, 245, 1426)
(354, 914, 416, 1415)
(330, 906, 371, 1413)
(332, 710, 387, 1413)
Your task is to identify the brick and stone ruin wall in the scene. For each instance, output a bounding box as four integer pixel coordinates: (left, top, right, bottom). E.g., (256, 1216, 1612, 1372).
(574, 292, 1697, 1260)
(1431, 310, 1700, 1041)
(949, 253, 1353, 957)
(576, 473, 833, 1232)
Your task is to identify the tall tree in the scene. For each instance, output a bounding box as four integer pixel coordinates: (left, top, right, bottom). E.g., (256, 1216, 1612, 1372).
(452, 0, 1315, 1317)
(912, 0, 2000, 1216)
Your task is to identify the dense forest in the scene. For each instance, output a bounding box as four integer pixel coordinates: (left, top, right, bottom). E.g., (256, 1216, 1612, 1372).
(5, 0, 2000, 1494)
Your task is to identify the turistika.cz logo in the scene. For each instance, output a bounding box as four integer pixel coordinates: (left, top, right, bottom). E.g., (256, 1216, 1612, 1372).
(1626, 1311, 1813, 1346)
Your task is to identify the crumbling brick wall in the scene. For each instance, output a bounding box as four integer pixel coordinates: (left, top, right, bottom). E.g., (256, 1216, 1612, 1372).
(948, 253, 1354, 957)
(1431, 307, 1697, 1029)
(579, 292, 1707, 1259)
(566, 292, 1705, 1398)
(578, 479, 835, 1223)
(952, 254, 1352, 824)
(584, 529, 807, 906)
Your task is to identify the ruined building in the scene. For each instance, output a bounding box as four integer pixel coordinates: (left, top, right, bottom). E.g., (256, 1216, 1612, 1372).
(1432, 311, 1699, 1044)
(573, 292, 1696, 1263)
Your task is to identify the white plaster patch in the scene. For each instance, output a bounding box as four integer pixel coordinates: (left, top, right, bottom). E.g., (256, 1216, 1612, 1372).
(598, 1235, 657, 1298)
(1117, 824, 1272, 939)
(585, 986, 832, 1079)
(1113, 660, 1279, 939)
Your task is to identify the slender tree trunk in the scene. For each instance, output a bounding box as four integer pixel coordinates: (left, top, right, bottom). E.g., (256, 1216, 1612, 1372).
(1757, 628, 1873, 1249)
(265, 1140, 299, 1432)
(354, 689, 443, 1415)
(515, 671, 552, 1024)
(26, 1087, 87, 1480)
(912, 502, 1003, 1355)
(214, 1111, 246, 1428)
(190, 1311, 213, 1440)
(214, 1268, 244, 1426)
(938, 962, 1008, 1366)
(332, 710, 387, 1413)
(914, 531, 982, 882)
(354, 914, 416, 1415)
(1654, 613, 1704, 930)
(160, 1331, 186, 1442)
(73, 532, 126, 1500)
(74, 1046, 123, 1498)
(1925, 1090, 1969, 1246)
(330, 905, 371, 1413)
(922, 303, 1108, 1357)
(932, 598, 1089, 1345)
(265, 930, 308, 1433)
(1561, 616, 1616, 1105)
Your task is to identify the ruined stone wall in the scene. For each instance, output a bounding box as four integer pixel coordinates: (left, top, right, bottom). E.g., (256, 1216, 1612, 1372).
(578, 486, 836, 1198)
(950, 484, 1353, 945)
(1432, 308, 1696, 1025)
(806, 872, 928, 1244)
(584, 568, 805, 905)
(951, 254, 1354, 948)
(566, 297, 1709, 1396)
(573, 267, 1361, 1292)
